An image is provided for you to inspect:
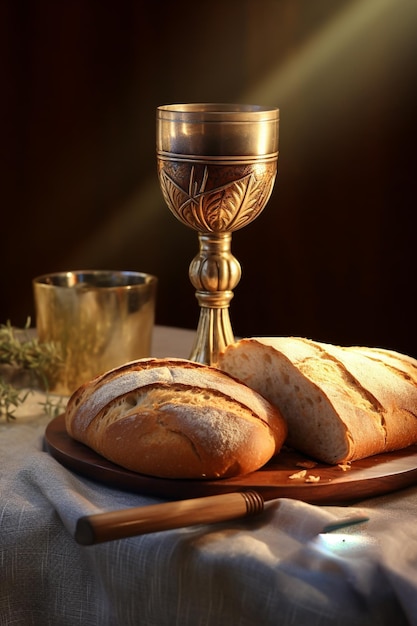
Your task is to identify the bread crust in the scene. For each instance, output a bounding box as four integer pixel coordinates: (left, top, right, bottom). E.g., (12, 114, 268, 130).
(219, 337, 417, 464)
(65, 358, 287, 479)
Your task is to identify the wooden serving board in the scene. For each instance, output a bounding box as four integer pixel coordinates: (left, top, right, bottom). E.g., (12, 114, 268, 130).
(45, 414, 417, 505)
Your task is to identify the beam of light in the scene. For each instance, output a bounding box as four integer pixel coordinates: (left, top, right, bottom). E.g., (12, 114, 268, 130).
(245, 0, 417, 108)
(314, 532, 379, 558)
(65, 0, 417, 268)
(63, 177, 166, 269)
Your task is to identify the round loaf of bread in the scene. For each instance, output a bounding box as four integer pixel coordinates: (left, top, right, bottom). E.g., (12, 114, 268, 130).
(64, 358, 287, 479)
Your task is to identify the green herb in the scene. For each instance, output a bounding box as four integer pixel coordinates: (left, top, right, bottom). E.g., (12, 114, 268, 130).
(0, 378, 31, 421)
(38, 394, 66, 418)
(0, 318, 62, 381)
(0, 319, 64, 420)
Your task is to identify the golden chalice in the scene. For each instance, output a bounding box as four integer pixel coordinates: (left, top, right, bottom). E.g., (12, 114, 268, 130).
(156, 103, 279, 365)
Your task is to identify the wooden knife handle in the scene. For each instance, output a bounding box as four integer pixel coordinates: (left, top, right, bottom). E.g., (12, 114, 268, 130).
(75, 490, 264, 545)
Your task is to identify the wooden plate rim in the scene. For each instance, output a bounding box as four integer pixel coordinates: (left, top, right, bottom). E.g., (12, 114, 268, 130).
(44, 414, 417, 504)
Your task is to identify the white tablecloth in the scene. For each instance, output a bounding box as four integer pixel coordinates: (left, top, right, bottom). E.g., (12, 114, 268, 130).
(1, 327, 417, 625)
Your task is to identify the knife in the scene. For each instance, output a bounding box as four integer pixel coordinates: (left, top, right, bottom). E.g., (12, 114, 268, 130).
(74, 491, 368, 545)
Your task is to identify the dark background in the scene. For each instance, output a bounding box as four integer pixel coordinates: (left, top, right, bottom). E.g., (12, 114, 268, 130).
(1, 0, 416, 356)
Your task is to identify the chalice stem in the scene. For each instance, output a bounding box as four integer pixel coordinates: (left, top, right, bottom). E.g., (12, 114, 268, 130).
(188, 232, 241, 366)
(189, 307, 235, 366)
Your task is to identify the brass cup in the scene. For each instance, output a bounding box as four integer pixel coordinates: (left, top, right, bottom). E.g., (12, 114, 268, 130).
(33, 270, 157, 395)
(156, 103, 279, 365)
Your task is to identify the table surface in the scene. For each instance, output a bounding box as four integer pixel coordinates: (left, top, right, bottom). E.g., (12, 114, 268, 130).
(1, 325, 417, 626)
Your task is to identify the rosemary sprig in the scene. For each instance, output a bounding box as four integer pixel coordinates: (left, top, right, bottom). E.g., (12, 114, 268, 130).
(0, 318, 62, 382)
(38, 394, 66, 418)
(0, 319, 64, 420)
(0, 378, 30, 421)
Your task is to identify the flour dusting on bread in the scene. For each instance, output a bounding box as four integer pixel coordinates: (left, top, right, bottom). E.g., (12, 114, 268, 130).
(219, 337, 417, 464)
(65, 358, 287, 479)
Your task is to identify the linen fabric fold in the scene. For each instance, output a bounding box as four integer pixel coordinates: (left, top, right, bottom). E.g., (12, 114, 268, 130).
(1, 396, 416, 625)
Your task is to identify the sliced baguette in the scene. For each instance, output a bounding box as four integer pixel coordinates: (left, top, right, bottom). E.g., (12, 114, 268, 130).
(219, 337, 417, 464)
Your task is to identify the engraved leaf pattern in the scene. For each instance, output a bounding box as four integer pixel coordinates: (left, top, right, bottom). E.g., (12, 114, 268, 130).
(231, 173, 276, 231)
(200, 175, 252, 231)
(159, 170, 193, 227)
(159, 166, 276, 232)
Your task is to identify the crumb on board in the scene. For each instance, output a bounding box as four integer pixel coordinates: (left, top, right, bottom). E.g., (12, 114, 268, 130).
(289, 469, 307, 480)
(337, 462, 352, 472)
(305, 475, 320, 483)
(289, 469, 321, 483)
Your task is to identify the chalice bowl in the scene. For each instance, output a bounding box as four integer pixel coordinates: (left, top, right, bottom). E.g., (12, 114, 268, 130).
(156, 103, 279, 365)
